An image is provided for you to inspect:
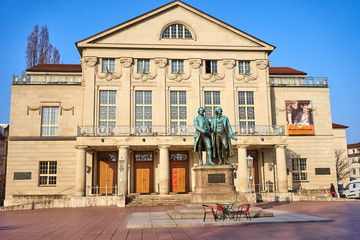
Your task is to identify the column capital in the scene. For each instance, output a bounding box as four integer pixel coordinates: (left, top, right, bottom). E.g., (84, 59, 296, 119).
(75, 145, 88, 150)
(117, 145, 130, 150)
(275, 144, 287, 149)
(158, 144, 170, 149)
(236, 144, 249, 149)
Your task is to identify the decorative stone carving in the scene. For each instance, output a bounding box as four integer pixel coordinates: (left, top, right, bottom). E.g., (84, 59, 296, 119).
(120, 58, 132, 68)
(234, 60, 258, 82)
(256, 60, 269, 70)
(27, 106, 41, 115)
(97, 71, 122, 81)
(201, 73, 225, 82)
(84, 57, 97, 67)
(189, 59, 201, 69)
(167, 60, 191, 82)
(60, 106, 74, 115)
(132, 60, 157, 82)
(223, 59, 235, 69)
(154, 58, 167, 68)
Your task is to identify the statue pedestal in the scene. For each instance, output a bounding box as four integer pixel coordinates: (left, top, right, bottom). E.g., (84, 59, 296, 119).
(191, 165, 238, 203)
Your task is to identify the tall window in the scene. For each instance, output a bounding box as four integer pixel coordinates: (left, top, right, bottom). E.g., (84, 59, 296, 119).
(137, 60, 150, 73)
(239, 61, 250, 74)
(205, 60, 217, 74)
(171, 60, 184, 73)
(41, 107, 59, 136)
(204, 91, 220, 119)
(292, 158, 308, 181)
(170, 91, 187, 128)
(39, 161, 57, 186)
(135, 91, 152, 128)
(162, 24, 192, 39)
(102, 59, 115, 72)
(99, 91, 116, 131)
(238, 92, 255, 131)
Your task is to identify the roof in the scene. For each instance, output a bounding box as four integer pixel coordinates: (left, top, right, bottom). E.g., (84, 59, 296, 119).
(26, 64, 82, 73)
(348, 142, 360, 149)
(269, 67, 307, 75)
(332, 123, 349, 129)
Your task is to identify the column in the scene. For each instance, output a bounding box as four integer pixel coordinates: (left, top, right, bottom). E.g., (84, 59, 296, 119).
(236, 145, 249, 193)
(85, 150, 94, 195)
(275, 145, 288, 192)
(117, 146, 129, 195)
(159, 145, 170, 195)
(75, 146, 87, 196)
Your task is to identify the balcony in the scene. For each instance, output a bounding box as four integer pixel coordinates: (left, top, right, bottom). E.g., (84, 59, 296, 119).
(270, 77, 328, 87)
(77, 125, 285, 137)
(12, 74, 82, 85)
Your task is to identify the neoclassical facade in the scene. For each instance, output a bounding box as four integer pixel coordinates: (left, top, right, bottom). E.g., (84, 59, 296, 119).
(5, 1, 345, 205)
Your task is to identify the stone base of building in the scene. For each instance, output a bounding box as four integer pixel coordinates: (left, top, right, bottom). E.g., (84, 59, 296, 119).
(2, 195, 125, 211)
(191, 165, 238, 203)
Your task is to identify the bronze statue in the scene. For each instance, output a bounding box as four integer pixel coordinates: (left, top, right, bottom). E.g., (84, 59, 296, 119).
(211, 106, 237, 165)
(194, 107, 214, 166)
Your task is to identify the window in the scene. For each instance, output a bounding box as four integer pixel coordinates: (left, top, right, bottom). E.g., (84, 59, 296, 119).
(137, 60, 150, 73)
(353, 169, 356, 175)
(204, 91, 220, 119)
(102, 59, 115, 73)
(171, 60, 184, 73)
(99, 91, 116, 131)
(135, 91, 152, 128)
(292, 158, 308, 181)
(239, 61, 250, 74)
(238, 92, 255, 133)
(170, 91, 187, 129)
(352, 158, 356, 164)
(39, 161, 57, 186)
(205, 60, 217, 74)
(162, 24, 192, 39)
(41, 107, 59, 136)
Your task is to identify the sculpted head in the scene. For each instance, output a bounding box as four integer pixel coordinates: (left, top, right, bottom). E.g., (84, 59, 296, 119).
(215, 106, 223, 115)
(198, 107, 205, 115)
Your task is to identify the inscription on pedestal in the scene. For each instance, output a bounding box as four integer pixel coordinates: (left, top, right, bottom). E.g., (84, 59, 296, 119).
(208, 174, 225, 183)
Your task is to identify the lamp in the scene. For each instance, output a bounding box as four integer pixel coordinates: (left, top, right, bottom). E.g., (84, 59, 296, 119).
(246, 155, 254, 193)
(246, 155, 253, 169)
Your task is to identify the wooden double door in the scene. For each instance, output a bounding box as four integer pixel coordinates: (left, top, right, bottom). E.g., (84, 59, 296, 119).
(170, 151, 189, 193)
(98, 151, 118, 194)
(134, 152, 154, 193)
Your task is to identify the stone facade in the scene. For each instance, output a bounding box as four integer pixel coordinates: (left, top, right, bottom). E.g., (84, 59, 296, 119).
(4, 1, 347, 206)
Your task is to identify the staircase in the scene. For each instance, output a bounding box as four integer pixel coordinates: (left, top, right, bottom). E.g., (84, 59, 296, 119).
(126, 194, 191, 206)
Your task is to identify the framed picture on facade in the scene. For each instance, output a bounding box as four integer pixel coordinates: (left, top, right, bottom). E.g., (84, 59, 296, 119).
(285, 100, 314, 135)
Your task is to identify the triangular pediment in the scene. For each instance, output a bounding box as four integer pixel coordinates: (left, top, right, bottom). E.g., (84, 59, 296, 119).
(76, 1, 274, 52)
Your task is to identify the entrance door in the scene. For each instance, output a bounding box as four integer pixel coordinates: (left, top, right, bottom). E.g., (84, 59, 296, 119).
(170, 152, 189, 193)
(247, 150, 259, 191)
(98, 151, 118, 194)
(134, 152, 153, 193)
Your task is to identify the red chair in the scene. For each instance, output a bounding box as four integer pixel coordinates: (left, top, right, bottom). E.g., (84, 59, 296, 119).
(236, 204, 251, 221)
(216, 203, 227, 221)
(202, 205, 217, 222)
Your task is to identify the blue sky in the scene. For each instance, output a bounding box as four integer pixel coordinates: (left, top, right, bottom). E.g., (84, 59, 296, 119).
(0, 0, 359, 143)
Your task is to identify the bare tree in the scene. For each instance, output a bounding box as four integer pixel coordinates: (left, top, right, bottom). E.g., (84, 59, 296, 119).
(25, 24, 60, 69)
(335, 149, 351, 182)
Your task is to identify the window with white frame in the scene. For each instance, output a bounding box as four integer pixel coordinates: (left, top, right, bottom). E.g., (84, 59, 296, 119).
(137, 60, 150, 73)
(170, 91, 187, 128)
(102, 59, 115, 72)
(99, 90, 116, 131)
(239, 61, 250, 74)
(162, 24, 192, 39)
(292, 158, 308, 181)
(238, 92, 255, 132)
(171, 60, 184, 73)
(41, 107, 59, 136)
(205, 60, 217, 74)
(135, 91, 152, 128)
(204, 91, 220, 119)
(39, 161, 57, 186)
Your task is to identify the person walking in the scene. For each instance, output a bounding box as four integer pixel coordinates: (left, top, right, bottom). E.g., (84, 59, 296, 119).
(330, 183, 336, 197)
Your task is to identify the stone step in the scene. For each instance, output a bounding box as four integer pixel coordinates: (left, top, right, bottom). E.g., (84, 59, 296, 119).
(126, 194, 191, 206)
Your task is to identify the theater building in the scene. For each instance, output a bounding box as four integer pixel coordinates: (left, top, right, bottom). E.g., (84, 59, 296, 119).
(5, 1, 346, 205)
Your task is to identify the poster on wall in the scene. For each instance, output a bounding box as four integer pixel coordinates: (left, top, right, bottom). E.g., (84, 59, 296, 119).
(285, 100, 314, 135)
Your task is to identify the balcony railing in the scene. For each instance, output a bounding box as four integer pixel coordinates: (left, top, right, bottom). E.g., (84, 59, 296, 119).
(77, 125, 285, 137)
(270, 77, 328, 87)
(12, 74, 82, 85)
